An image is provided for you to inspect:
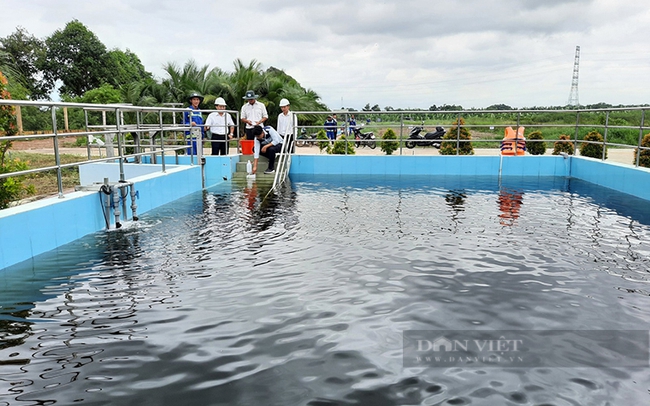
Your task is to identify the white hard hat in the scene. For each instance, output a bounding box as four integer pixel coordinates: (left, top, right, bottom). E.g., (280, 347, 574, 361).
(279, 98, 290, 107)
(214, 97, 227, 106)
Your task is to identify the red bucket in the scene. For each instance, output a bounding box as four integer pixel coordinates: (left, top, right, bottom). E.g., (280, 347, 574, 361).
(241, 140, 254, 155)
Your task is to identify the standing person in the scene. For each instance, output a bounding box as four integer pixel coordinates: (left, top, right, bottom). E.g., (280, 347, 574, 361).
(324, 115, 336, 141)
(241, 90, 268, 140)
(252, 125, 284, 174)
(348, 114, 357, 136)
(204, 97, 235, 156)
(183, 92, 205, 155)
(277, 98, 295, 153)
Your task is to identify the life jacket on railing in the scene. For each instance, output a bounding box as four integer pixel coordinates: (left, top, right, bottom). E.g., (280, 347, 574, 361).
(501, 126, 526, 156)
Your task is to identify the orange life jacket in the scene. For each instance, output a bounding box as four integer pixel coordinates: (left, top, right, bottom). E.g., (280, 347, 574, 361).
(501, 126, 526, 155)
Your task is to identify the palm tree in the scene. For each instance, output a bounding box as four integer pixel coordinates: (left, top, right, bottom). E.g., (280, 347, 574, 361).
(162, 59, 211, 107)
(218, 58, 268, 115)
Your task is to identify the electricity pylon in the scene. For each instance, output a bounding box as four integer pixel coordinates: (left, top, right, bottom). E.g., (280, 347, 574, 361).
(567, 46, 580, 107)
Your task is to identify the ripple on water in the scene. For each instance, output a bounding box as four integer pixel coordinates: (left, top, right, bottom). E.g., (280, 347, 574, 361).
(1, 176, 650, 404)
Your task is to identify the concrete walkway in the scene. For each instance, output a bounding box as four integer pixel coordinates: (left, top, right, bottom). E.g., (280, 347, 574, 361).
(17, 144, 638, 166)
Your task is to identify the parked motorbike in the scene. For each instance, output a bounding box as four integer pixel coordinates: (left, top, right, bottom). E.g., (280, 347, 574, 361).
(405, 125, 445, 149)
(352, 127, 376, 149)
(295, 128, 317, 147)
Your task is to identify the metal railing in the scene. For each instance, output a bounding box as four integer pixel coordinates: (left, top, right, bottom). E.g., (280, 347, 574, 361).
(2, 101, 650, 207)
(1, 99, 240, 200)
(293, 107, 650, 166)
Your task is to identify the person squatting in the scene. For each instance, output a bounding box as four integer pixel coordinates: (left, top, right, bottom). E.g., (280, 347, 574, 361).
(252, 125, 284, 175)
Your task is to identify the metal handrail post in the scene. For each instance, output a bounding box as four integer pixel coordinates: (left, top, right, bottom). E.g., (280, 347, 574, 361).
(84, 109, 91, 160)
(51, 106, 64, 198)
(636, 110, 645, 167)
(115, 108, 125, 181)
(399, 113, 404, 155)
(159, 110, 166, 173)
(515, 111, 521, 155)
(573, 110, 580, 153)
(135, 110, 142, 163)
(456, 113, 461, 156)
(602, 111, 610, 161)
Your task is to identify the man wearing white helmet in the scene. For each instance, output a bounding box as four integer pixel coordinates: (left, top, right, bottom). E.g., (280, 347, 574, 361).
(277, 98, 295, 153)
(205, 97, 235, 155)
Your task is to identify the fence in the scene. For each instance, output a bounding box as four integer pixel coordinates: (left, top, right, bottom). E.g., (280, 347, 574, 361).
(1, 101, 649, 208)
(293, 107, 649, 163)
(0, 100, 240, 203)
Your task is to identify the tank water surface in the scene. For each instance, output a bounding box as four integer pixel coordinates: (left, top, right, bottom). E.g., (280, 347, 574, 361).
(1, 175, 649, 405)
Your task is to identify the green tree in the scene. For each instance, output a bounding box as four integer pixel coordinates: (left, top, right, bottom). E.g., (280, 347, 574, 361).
(120, 77, 171, 106)
(634, 133, 650, 168)
(42, 20, 110, 97)
(1, 70, 32, 209)
(380, 128, 399, 155)
(0, 27, 50, 99)
(330, 135, 355, 155)
(221, 59, 268, 116)
(162, 59, 212, 106)
(59, 84, 124, 130)
(439, 117, 474, 155)
(316, 129, 329, 153)
(580, 130, 607, 159)
(105, 49, 152, 88)
(527, 131, 546, 155)
(261, 67, 327, 128)
(552, 134, 575, 155)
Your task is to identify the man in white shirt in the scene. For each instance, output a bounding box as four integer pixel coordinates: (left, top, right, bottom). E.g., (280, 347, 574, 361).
(204, 97, 235, 155)
(277, 98, 295, 153)
(252, 125, 284, 174)
(241, 90, 268, 140)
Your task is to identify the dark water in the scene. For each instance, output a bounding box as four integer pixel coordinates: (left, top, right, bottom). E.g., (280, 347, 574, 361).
(1, 175, 649, 405)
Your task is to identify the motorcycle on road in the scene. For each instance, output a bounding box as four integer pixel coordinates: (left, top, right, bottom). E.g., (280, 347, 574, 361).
(405, 125, 445, 149)
(353, 127, 376, 149)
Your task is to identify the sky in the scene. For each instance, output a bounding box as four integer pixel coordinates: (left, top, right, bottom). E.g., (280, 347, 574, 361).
(1, 0, 649, 110)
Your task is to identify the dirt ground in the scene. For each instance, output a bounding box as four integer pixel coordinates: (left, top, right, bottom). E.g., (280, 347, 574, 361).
(8, 136, 638, 165)
(10, 136, 81, 151)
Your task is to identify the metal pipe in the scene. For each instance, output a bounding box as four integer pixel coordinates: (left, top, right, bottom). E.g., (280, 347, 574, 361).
(159, 110, 166, 172)
(112, 186, 122, 228)
(51, 106, 64, 198)
(130, 184, 139, 221)
(636, 110, 645, 167)
(602, 111, 610, 161)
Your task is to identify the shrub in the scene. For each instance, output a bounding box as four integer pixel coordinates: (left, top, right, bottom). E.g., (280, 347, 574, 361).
(527, 131, 546, 155)
(579, 130, 607, 159)
(380, 128, 399, 155)
(1, 70, 29, 209)
(316, 129, 329, 153)
(330, 135, 355, 155)
(634, 133, 650, 168)
(439, 117, 474, 155)
(552, 134, 574, 155)
(0, 157, 33, 209)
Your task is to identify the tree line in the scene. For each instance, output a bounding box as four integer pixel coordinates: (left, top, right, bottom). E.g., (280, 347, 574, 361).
(0, 20, 328, 131)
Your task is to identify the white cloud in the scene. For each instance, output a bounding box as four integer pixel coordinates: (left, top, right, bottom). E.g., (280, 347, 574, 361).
(1, 0, 648, 109)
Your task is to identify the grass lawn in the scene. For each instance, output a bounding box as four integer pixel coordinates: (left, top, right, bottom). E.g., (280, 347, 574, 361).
(8, 151, 82, 199)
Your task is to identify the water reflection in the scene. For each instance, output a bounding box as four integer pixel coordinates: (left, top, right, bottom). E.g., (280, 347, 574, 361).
(2, 175, 650, 405)
(497, 188, 524, 226)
